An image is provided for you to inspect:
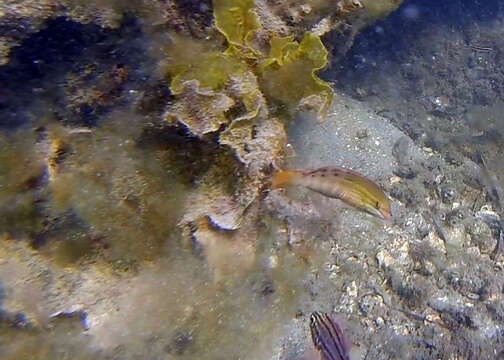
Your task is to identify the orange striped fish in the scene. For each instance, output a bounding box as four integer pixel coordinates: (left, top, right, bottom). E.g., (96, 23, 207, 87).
(271, 166, 391, 220)
(309, 311, 352, 360)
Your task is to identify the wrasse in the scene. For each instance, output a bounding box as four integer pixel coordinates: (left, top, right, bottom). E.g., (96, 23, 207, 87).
(309, 312, 352, 360)
(271, 166, 391, 220)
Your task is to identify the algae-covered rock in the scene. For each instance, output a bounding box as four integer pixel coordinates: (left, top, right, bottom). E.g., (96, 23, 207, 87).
(159, 0, 343, 280)
(165, 80, 235, 137)
(0, 0, 402, 66)
(46, 115, 188, 263)
(220, 116, 286, 172)
(0, 0, 120, 65)
(179, 164, 248, 232)
(162, 0, 336, 196)
(0, 0, 407, 287)
(194, 212, 258, 282)
(0, 131, 46, 236)
(178, 114, 285, 234)
(0, 0, 191, 65)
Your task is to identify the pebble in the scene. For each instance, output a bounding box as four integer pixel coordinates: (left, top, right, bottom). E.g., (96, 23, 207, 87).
(375, 316, 385, 328)
(376, 250, 394, 270)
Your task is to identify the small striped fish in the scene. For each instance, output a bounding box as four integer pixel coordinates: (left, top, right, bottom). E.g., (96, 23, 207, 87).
(310, 312, 352, 360)
(271, 166, 391, 220)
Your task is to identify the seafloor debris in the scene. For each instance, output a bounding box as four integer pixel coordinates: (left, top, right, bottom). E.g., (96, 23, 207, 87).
(49, 310, 90, 330)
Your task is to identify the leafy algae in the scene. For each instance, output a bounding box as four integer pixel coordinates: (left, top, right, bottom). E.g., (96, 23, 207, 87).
(160, 0, 337, 281)
(214, 0, 261, 57)
(166, 80, 235, 137)
(260, 33, 333, 119)
(166, 0, 334, 124)
(0, 0, 405, 278)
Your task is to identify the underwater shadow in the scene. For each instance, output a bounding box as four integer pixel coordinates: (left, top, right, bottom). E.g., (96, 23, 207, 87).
(329, 0, 503, 81)
(0, 16, 144, 129)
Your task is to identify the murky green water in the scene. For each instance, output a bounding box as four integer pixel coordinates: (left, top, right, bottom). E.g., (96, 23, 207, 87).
(2, 1, 504, 359)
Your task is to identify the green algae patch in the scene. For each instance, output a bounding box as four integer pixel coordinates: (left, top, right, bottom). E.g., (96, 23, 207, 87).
(0, 131, 46, 237)
(45, 114, 189, 265)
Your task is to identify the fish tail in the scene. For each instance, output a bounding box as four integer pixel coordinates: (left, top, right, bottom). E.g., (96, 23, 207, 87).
(271, 170, 301, 189)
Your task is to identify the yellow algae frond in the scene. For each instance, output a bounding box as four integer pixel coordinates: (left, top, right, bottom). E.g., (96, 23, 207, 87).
(260, 35, 297, 69)
(164, 1, 334, 123)
(214, 0, 261, 57)
(163, 35, 248, 94)
(171, 52, 246, 93)
(260, 33, 333, 120)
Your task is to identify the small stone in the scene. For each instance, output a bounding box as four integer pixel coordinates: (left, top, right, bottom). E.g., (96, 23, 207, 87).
(300, 4, 312, 13)
(417, 224, 430, 239)
(466, 293, 480, 301)
(445, 224, 468, 248)
(167, 331, 194, 355)
(355, 129, 369, 139)
(183, 306, 195, 319)
(393, 165, 417, 179)
(375, 316, 385, 328)
(423, 260, 435, 276)
(346, 280, 358, 297)
(426, 231, 447, 254)
(376, 250, 394, 270)
(390, 175, 403, 184)
(440, 186, 456, 203)
(268, 255, 278, 269)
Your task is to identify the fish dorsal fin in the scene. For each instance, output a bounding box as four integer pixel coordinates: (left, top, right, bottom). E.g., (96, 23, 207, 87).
(304, 166, 367, 180)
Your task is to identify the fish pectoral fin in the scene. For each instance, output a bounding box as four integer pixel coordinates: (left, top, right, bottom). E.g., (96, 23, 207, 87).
(302, 347, 320, 360)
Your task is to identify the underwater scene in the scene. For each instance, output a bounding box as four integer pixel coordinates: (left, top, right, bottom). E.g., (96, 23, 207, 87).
(1, 0, 504, 359)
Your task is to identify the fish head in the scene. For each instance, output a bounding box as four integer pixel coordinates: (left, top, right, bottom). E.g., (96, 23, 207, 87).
(338, 173, 392, 221)
(377, 198, 392, 220)
(360, 196, 392, 220)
